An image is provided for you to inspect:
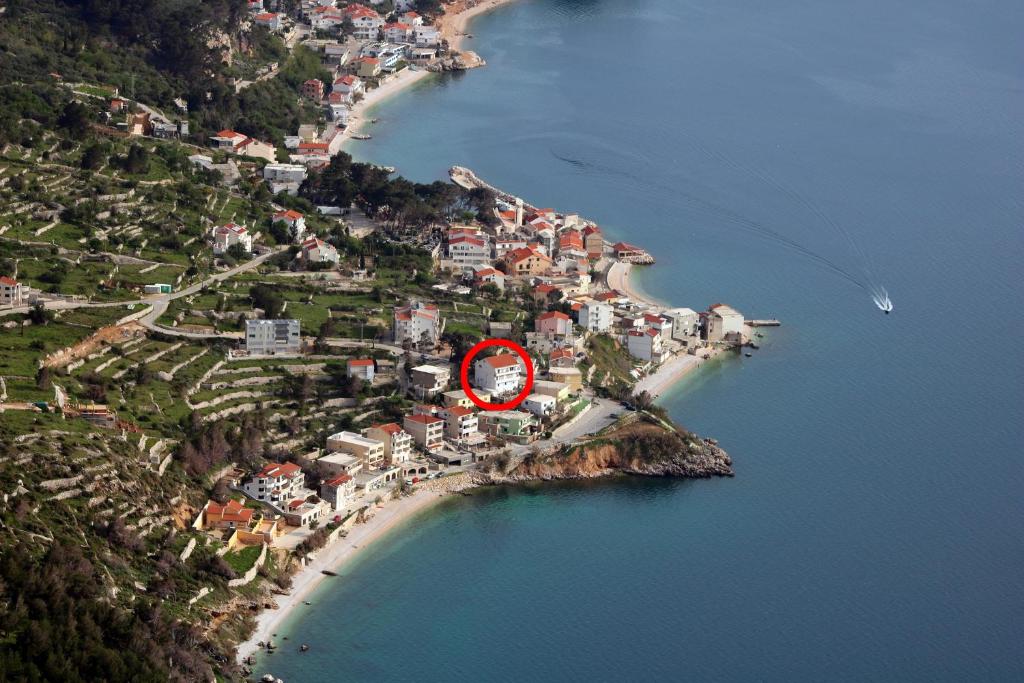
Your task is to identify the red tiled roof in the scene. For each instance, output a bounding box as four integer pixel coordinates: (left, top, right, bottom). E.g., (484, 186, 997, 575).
(447, 405, 473, 417)
(550, 348, 573, 360)
(258, 462, 301, 478)
(475, 268, 500, 277)
(482, 354, 520, 368)
(348, 359, 374, 367)
(405, 413, 443, 425)
(325, 473, 353, 487)
(215, 129, 243, 139)
(207, 499, 254, 524)
(254, 12, 278, 21)
(372, 422, 403, 434)
(274, 209, 303, 220)
(0, 276, 18, 286)
(538, 310, 570, 321)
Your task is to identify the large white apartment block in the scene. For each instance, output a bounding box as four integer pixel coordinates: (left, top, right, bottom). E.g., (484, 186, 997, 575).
(245, 319, 301, 355)
(447, 235, 490, 268)
(326, 430, 385, 469)
(213, 223, 253, 255)
(364, 423, 414, 464)
(240, 462, 304, 508)
(264, 163, 307, 184)
(474, 353, 523, 396)
(579, 301, 613, 333)
(393, 301, 441, 346)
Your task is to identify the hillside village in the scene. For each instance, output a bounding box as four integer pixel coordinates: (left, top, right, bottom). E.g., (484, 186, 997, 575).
(0, 1, 760, 678)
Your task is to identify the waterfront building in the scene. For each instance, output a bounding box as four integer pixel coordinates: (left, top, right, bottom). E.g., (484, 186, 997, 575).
(662, 307, 699, 341)
(478, 410, 539, 444)
(244, 319, 301, 355)
(364, 423, 414, 464)
(320, 473, 355, 511)
(626, 327, 664, 362)
(705, 303, 745, 342)
(403, 414, 444, 453)
(582, 225, 603, 258)
(326, 431, 385, 468)
(240, 462, 304, 508)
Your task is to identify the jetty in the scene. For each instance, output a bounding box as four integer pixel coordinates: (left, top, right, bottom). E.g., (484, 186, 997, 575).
(745, 319, 781, 327)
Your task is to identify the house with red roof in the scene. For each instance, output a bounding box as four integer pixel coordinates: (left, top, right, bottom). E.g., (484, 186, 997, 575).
(300, 236, 339, 265)
(582, 225, 604, 258)
(240, 462, 305, 508)
(253, 11, 283, 31)
(301, 78, 324, 101)
(447, 234, 490, 267)
(438, 405, 480, 442)
(535, 310, 573, 336)
(333, 74, 364, 97)
(402, 413, 444, 452)
(626, 327, 664, 362)
(272, 209, 306, 240)
(393, 301, 441, 346)
(549, 347, 576, 368)
(384, 22, 413, 42)
(199, 499, 256, 531)
(473, 267, 505, 291)
(212, 223, 252, 255)
(504, 246, 553, 277)
(474, 353, 524, 395)
(364, 423, 414, 464)
(0, 276, 24, 306)
(346, 358, 375, 382)
(351, 56, 382, 79)
(320, 473, 356, 511)
(341, 4, 384, 40)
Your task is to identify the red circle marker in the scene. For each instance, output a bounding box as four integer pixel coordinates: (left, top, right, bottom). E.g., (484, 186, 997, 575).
(459, 339, 534, 411)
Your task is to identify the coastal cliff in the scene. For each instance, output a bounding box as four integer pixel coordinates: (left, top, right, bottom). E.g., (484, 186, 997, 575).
(484, 417, 734, 484)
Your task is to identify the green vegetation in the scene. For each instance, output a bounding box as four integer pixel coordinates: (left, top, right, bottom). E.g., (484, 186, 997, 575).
(223, 544, 262, 574)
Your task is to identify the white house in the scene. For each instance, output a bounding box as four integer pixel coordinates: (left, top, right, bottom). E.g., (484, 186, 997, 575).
(241, 462, 304, 508)
(300, 237, 339, 264)
(320, 472, 356, 511)
(473, 267, 505, 291)
(535, 310, 573, 336)
(474, 353, 523, 396)
(706, 303, 745, 342)
(212, 223, 252, 255)
(253, 12, 283, 31)
(523, 393, 557, 419)
(264, 163, 307, 184)
(333, 74, 364, 96)
(346, 358, 375, 382)
(383, 22, 412, 43)
(626, 327, 663, 362)
(579, 301, 613, 333)
(393, 301, 442, 346)
(343, 4, 384, 40)
(0, 276, 25, 306)
(245, 319, 301, 355)
(272, 209, 307, 240)
(439, 405, 479, 442)
(413, 25, 440, 46)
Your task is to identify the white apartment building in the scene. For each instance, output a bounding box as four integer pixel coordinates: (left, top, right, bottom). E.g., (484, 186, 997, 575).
(474, 354, 523, 396)
(447, 235, 491, 268)
(626, 327, 664, 362)
(0, 276, 25, 306)
(364, 423, 414, 464)
(244, 319, 301, 355)
(393, 301, 442, 346)
(403, 414, 444, 453)
(326, 430, 385, 469)
(663, 307, 699, 340)
(439, 405, 478, 441)
(579, 301, 613, 333)
(523, 393, 557, 419)
(410, 364, 450, 398)
(705, 304, 745, 342)
(240, 462, 304, 508)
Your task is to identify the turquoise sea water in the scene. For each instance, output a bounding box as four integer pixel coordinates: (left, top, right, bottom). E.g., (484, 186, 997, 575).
(258, 0, 1023, 680)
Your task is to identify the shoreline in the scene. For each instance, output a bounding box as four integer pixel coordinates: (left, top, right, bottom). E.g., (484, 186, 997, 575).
(340, 0, 519, 147)
(237, 486, 458, 662)
(439, 0, 520, 53)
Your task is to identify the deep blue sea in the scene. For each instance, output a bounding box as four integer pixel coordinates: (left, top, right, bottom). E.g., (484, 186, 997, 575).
(258, 0, 1023, 680)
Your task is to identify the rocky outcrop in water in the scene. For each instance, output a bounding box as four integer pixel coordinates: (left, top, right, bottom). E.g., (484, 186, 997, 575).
(428, 51, 487, 72)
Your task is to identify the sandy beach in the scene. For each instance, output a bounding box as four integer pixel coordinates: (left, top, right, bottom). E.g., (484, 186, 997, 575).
(237, 486, 456, 662)
(606, 261, 669, 308)
(439, 0, 520, 52)
(340, 67, 436, 142)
